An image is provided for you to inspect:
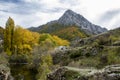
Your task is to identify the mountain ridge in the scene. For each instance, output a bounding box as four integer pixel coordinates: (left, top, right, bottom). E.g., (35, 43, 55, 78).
(29, 9, 107, 40)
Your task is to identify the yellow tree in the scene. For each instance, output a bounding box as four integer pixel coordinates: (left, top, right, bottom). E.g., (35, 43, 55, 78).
(39, 33, 69, 47)
(52, 35, 70, 46)
(14, 26, 40, 54)
(4, 17, 15, 55)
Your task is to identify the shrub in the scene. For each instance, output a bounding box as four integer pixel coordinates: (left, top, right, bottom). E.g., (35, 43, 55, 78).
(36, 54, 53, 80)
(64, 70, 80, 80)
(70, 50, 82, 59)
(107, 48, 120, 64)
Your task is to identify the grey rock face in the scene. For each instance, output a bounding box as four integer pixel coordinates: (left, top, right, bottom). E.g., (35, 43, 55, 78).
(58, 9, 107, 34)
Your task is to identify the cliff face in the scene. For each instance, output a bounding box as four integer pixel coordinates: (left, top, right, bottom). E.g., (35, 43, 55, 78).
(47, 65, 120, 80)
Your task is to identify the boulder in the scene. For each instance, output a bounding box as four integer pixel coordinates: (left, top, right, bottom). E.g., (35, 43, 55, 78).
(0, 64, 13, 80)
(47, 67, 67, 80)
(0, 53, 14, 80)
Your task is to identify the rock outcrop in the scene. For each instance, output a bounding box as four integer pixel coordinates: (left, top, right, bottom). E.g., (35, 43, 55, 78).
(0, 53, 13, 80)
(0, 64, 11, 80)
(47, 64, 120, 80)
(47, 67, 68, 80)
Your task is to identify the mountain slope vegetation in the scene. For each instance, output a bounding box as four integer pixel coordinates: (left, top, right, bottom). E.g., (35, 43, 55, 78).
(39, 23, 89, 41)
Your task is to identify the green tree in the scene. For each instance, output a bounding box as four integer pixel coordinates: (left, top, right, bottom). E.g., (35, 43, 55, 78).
(4, 17, 15, 55)
(36, 54, 53, 80)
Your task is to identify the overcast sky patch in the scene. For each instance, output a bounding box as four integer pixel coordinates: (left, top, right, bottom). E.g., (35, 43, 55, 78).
(98, 9, 120, 23)
(0, 0, 120, 29)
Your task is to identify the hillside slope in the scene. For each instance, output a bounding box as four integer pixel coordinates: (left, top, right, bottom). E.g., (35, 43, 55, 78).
(72, 27, 120, 47)
(52, 27, 120, 68)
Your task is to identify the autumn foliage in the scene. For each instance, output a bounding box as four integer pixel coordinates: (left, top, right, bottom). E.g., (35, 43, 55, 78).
(39, 33, 69, 47)
(52, 26, 88, 41)
(4, 17, 69, 55)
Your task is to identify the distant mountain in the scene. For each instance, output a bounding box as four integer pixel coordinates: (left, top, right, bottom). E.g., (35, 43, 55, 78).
(29, 9, 107, 40)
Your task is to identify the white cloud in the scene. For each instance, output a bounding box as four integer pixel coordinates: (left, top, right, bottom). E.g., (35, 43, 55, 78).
(0, 0, 120, 29)
(77, 0, 120, 29)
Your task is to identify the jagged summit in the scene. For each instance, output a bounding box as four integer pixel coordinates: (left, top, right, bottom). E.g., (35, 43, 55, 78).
(58, 9, 85, 25)
(63, 9, 77, 15)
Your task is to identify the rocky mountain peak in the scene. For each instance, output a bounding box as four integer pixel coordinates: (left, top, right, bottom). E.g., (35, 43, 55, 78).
(58, 9, 80, 25)
(58, 9, 107, 34)
(29, 9, 107, 35)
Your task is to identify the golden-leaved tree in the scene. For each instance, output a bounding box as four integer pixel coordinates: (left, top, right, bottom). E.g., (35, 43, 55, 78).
(4, 17, 40, 55)
(14, 26, 40, 54)
(4, 17, 69, 55)
(4, 17, 15, 55)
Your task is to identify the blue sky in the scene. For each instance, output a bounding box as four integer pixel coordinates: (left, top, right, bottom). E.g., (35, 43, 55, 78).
(0, 0, 120, 29)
